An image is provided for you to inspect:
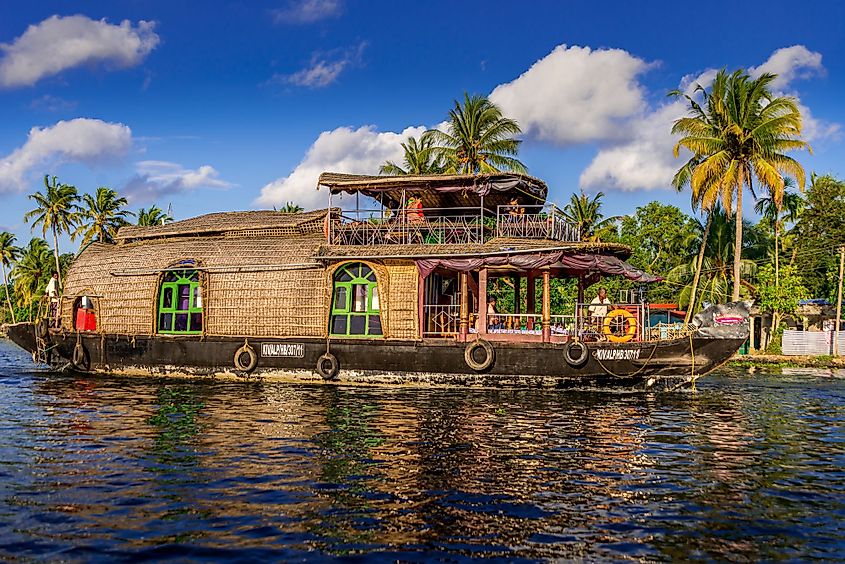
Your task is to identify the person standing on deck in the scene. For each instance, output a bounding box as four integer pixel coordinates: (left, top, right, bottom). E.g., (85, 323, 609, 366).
(45, 272, 59, 327)
(588, 287, 611, 335)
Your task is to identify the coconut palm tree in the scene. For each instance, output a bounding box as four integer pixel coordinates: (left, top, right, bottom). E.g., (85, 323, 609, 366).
(0, 231, 20, 323)
(74, 187, 134, 245)
(136, 206, 173, 226)
(561, 191, 618, 242)
(427, 93, 526, 174)
(278, 202, 304, 213)
(670, 208, 756, 311)
(754, 178, 803, 285)
(672, 69, 809, 301)
(380, 131, 446, 175)
(23, 175, 80, 289)
(12, 238, 52, 322)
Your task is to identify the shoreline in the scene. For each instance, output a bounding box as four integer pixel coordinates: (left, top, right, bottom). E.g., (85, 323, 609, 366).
(730, 353, 845, 369)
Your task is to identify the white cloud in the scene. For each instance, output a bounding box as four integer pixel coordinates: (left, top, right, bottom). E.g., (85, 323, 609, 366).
(271, 0, 343, 24)
(581, 47, 834, 192)
(0, 118, 132, 192)
(750, 45, 824, 90)
(273, 42, 366, 88)
(489, 45, 653, 145)
(28, 94, 77, 112)
(285, 59, 347, 88)
(255, 125, 426, 209)
(0, 15, 159, 88)
(123, 161, 234, 203)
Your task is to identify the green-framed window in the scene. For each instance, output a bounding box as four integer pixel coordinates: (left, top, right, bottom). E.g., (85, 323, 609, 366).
(330, 262, 382, 337)
(157, 269, 203, 334)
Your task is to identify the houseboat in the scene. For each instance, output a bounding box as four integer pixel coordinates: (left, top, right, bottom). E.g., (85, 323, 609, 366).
(5, 172, 749, 389)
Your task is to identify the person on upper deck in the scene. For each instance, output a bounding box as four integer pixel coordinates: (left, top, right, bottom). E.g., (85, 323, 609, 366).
(406, 196, 425, 224)
(506, 197, 525, 220)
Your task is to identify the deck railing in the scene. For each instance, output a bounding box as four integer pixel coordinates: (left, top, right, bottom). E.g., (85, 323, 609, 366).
(327, 205, 579, 246)
(495, 205, 580, 242)
(423, 304, 461, 336)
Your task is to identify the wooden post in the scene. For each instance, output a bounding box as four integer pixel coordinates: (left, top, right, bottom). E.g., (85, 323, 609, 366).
(478, 268, 488, 335)
(418, 273, 426, 339)
(577, 275, 585, 304)
(749, 313, 756, 352)
(514, 275, 521, 315)
(835, 246, 844, 356)
(527, 274, 536, 314)
(459, 272, 469, 341)
(542, 270, 551, 343)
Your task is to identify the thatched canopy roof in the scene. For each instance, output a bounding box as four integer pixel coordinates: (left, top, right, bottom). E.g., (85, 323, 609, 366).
(116, 209, 329, 242)
(317, 172, 549, 211)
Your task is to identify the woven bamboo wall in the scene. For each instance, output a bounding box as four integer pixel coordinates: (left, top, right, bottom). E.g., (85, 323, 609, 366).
(62, 235, 327, 336)
(383, 260, 419, 340)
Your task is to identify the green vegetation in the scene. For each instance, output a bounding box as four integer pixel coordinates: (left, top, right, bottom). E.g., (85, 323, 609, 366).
(1, 72, 836, 335)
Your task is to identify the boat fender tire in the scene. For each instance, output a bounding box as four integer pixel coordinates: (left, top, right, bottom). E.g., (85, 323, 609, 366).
(234, 343, 258, 373)
(563, 341, 589, 368)
(71, 342, 90, 371)
(465, 339, 495, 372)
(317, 353, 339, 380)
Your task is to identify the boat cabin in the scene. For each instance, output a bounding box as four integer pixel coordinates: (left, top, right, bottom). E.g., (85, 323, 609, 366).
(56, 172, 661, 346)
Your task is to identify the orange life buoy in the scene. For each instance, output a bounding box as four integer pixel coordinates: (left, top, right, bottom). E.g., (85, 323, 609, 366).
(602, 309, 637, 343)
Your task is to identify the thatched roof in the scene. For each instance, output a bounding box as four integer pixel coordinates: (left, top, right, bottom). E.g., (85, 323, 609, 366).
(116, 209, 329, 242)
(317, 238, 631, 260)
(318, 172, 549, 210)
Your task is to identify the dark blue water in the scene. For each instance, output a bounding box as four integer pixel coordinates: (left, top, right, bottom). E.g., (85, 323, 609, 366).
(1, 338, 843, 561)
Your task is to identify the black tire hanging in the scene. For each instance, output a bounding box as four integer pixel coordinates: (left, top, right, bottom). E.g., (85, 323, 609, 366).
(35, 319, 49, 339)
(563, 341, 590, 368)
(464, 339, 495, 372)
(71, 341, 90, 371)
(234, 343, 258, 373)
(317, 353, 339, 380)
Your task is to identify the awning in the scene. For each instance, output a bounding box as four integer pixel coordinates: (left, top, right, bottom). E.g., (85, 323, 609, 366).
(415, 252, 662, 283)
(317, 172, 549, 210)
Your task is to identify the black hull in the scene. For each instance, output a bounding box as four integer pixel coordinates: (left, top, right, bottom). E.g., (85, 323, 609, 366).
(5, 323, 743, 390)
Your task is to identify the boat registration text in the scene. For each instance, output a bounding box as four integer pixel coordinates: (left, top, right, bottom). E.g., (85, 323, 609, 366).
(261, 343, 305, 358)
(594, 348, 640, 361)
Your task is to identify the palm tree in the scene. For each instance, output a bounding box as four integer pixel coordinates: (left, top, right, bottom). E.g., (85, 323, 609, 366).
(380, 131, 445, 175)
(561, 191, 618, 242)
(0, 232, 20, 323)
(74, 187, 134, 245)
(278, 202, 304, 213)
(672, 69, 809, 300)
(137, 206, 173, 226)
(428, 93, 526, 174)
(670, 208, 756, 311)
(12, 238, 52, 322)
(23, 175, 80, 289)
(754, 178, 803, 285)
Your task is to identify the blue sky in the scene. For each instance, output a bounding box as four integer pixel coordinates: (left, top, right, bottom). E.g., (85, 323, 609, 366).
(1, 0, 843, 248)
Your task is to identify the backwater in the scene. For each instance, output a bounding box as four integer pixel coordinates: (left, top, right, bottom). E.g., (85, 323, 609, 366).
(0, 338, 843, 561)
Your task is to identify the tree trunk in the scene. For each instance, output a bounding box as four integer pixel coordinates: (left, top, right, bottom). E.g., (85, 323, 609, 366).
(774, 218, 780, 287)
(769, 311, 781, 351)
(52, 225, 62, 288)
(685, 211, 712, 324)
(2, 263, 15, 323)
(732, 179, 744, 301)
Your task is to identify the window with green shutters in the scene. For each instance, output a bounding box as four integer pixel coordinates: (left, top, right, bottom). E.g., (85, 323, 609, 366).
(330, 263, 382, 337)
(157, 270, 203, 334)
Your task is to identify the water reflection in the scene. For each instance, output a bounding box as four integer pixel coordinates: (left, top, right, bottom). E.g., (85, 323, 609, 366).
(0, 339, 843, 560)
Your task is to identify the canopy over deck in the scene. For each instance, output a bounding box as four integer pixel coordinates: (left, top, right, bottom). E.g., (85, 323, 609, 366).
(317, 172, 548, 210)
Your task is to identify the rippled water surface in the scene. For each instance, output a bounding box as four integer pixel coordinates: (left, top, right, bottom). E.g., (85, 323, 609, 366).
(1, 339, 844, 561)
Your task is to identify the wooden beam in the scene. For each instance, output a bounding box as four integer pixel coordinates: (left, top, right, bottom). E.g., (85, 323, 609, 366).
(514, 275, 521, 315)
(459, 272, 469, 342)
(478, 268, 488, 335)
(527, 274, 536, 314)
(542, 270, 551, 343)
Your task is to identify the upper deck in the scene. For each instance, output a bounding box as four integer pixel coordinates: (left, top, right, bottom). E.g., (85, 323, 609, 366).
(318, 172, 581, 246)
